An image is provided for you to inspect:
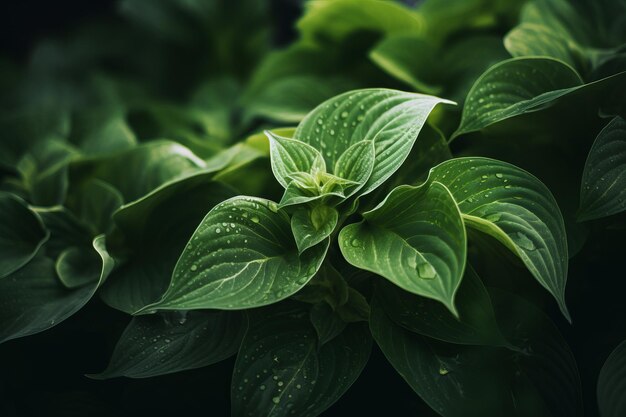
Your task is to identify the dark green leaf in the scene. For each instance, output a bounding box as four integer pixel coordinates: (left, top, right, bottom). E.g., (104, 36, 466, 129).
(309, 303, 346, 346)
(291, 205, 339, 254)
(597, 339, 626, 417)
(0, 192, 49, 279)
(231, 303, 371, 417)
(91, 310, 244, 379)
(579, 116, 626, 221)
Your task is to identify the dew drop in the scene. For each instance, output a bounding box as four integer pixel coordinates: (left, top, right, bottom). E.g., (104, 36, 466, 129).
(190, 264, 198, 271)
(260, 385, 266, 391)
(495, 173, 504, 179)
(439, 366, 449, 376)
(272, 397, 280, 404)
(350, 238, 361, 247)
(251, 216, 260, 223)
(215, 228, 221, 234)
(417, 262, 436, 279)
(341, 111, 349, 118)
(513, 232, 535, 251)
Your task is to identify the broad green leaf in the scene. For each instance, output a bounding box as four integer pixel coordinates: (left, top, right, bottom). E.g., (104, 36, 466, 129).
(428, 157, 570, 321)
(266, 131, 325, 189)
(295, 88, 453, 197)
(90, 310, 244, 379)
(0, 192, 49, 279)
(69, 140, 206, 202)
(69, 110, 137, 156)
(339, 180, 466, 315)
(140, 197, 329, 312)
(291, 205, 339, 254)
(453, 57, 584, 138)
(0, 235, 113, 344)
(374, 266, 507, 346)
(101, 180, 235, 314)
(309, 302, 346, 346)
(231, 303, 371, 417)
(504, 23, 586, 71)
(32, 206, 92, 258)
(297, 0, 423, 46)
(370, 287, 582, 417)
(578, 116, 626, 221)
(597, 339, 626, 417)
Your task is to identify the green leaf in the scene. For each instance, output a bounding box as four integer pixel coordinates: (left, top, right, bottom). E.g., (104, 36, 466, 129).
(454, 57, 584, 138)
(597, 339, 626, 417)
(70, 140, 206, 202)
(266, 131, 325, 189)
(56, 246, 103, 289)
(140, 197, 329, 312)
(295, 88, 453, 197)
(309, 302, 346, 346)
(0, 235, 113, 344)
(231, 303, 371, 417)
(68, 178, 123, 234)
(374, 266, 507, 346)
(370, 287, 582, 417)
(339, 180, 466, 315)
(90, 310, 244, 379)
(579, 116, 626, 221)
(0, 192, 49, 279)
(333, 139, 375, 196)
(292, 263, 350, 309)
(291, 205, 339, 254)
(297, 0, 423, 46)
(429, 157, 570, 321)
(101, 180, 235, 314)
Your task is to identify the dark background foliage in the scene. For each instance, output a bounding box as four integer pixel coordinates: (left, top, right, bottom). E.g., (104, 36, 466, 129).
(1, 1, 624, 416)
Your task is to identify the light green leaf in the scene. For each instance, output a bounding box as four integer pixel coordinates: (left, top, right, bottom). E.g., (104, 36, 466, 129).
(598, 339, 626, 417)
(101, 180, 234, 314)
(333, 139, 375, 196)
(297, 0, 423, 46)
(0, 235, 113, 344)
(454, 57, 583, 138)
(579, 116, 626, 221)
(339, 180, 466, 315)
(266, 131, 325, 189)
(291, 205, 339, 254)
(0, 192, 49, 279)
(90, 310, 244, 379)
(374, 266, 507, 346)
(295, 88, 454, 197)
(231, 303, 371, 417)
(370, 287, 582, 417)
(429, 157, 570, 320)
(140, 197, 329, 312)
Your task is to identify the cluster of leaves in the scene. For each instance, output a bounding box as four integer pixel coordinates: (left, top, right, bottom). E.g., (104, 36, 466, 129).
(1, 0, 625, 416)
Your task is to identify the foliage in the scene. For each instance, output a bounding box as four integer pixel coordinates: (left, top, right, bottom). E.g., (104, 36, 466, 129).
(1, 0, 625, 416)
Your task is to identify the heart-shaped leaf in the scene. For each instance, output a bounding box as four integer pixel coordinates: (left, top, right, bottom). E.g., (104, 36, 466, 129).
(339, 180, 466, 315)
(428, 157, 570, 321)
(597, 339, 626, 417)
(231, 303, 371, 417)
(0, 235, 113, 344)
(90, 310, 244, 379)
(0, 192, 49, 279)
(295, 88, 454, 197)
(579, 116, 626, 221)
(140, 197, 329, 312)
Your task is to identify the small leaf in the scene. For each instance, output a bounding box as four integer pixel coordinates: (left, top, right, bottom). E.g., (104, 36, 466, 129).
(0, 235, 113, 344)
(141, 197, 329, 312)
(292, 263, 350, 309)
(90, 310, 244, 379)
(69, 179, 123, 234)
(266, 131, 325, 189)
(291, 205, 339, 254)
(333, 139, 375, 197)
(579, 116, 626, 221)
(56, 246, 102, 289)
(231, 303, 371, 417)
(374, 266, 507, 346)
(429, 157, 570, 321)
(295, 88, 454, 197)
(597, 339, 626, 417)
(454, 57, 583, 138)
(339, 180, 466, 315)
(0, 192, 49, 279)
